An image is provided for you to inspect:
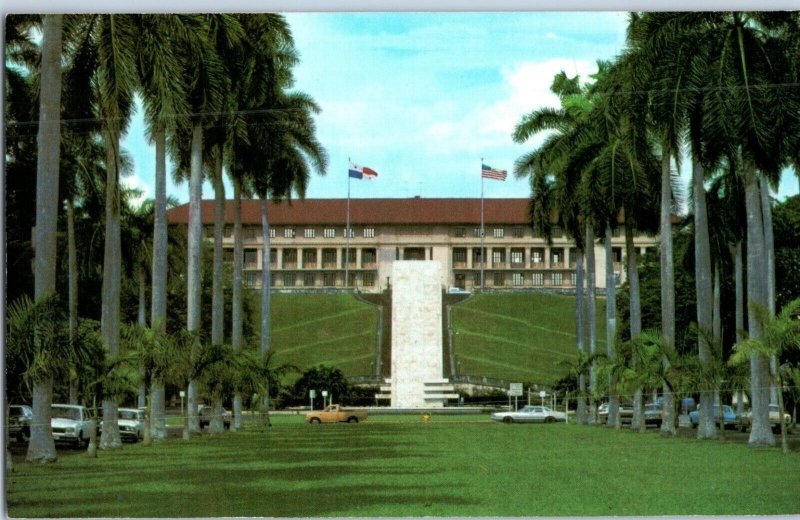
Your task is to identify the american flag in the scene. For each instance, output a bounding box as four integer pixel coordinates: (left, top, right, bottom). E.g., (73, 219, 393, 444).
(481, 163, 507, 181)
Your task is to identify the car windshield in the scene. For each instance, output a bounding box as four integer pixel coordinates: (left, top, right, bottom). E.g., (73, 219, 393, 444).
(51, 407, 80, 420)
(119, 410, 140, 420)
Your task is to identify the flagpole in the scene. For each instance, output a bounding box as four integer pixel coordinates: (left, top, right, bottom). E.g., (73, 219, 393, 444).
(480, 158, 485, 292)
(346, 158, 351, 289)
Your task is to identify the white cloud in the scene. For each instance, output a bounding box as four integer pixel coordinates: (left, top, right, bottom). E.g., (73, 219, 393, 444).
(545, 32, 558, 39)
(121, 174, 150, 208)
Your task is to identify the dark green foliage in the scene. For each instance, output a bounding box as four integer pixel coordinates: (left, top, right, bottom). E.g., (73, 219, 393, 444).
(288, 365, 353, 409)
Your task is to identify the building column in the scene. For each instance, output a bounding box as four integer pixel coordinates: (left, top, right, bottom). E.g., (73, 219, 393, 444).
(277, 247, 283, 269)
(544, 247, 551, 269)
(317, 247, 322, 269)
(505, 247, 510, 268)
(356, 248, 362, 269)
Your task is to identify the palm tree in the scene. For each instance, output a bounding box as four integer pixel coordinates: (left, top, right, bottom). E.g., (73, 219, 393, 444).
(513, 70, 594, 424)
(135, 14, 193, 441)
(731, 298, 800, 453)
(28, 14, 63, 463)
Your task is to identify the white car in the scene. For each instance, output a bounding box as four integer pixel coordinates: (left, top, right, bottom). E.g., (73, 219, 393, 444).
(117, 408, 144, 441)
(51, 404, 94, 447)
(491, 405, 567, 424)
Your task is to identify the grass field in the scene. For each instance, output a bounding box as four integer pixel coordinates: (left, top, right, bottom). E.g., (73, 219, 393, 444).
(268, 294, 377, 378)
(7, 416, 799, 517)
(452, 293, 606, 385)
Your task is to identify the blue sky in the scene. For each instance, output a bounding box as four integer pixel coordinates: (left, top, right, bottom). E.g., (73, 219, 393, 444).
(120, 12, 797, 206)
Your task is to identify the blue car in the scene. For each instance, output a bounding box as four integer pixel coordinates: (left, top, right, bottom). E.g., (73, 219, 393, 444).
(689, 404, 737, 429)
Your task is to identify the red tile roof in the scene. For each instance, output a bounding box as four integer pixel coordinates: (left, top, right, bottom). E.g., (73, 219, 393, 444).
(166, 198, 532, 226)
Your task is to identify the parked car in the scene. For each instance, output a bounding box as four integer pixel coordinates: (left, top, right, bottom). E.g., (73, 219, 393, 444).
(738, 404, 793, 433)
(102, 408, 144, 442)
(51, 404, 94, 448)
(598, 403, 633, 425)
(198, 405, 231, 429)
(305, 405, 368, 424)
(689, 404, 737, 429)
(8, 404, 33, 443)
(491, 405, 566, 424)
(643, 403, 663, 427)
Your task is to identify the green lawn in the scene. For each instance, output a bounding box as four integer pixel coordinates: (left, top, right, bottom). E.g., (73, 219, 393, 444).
(7, 417, 799, 517)
(452, 293, 606, 384)
(268, 294, 378, 378)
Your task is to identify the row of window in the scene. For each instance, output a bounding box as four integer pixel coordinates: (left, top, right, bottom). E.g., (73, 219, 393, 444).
(215, 225, 628, 241)
(456, 272, 577, 288)
(243, 271, 376, 288)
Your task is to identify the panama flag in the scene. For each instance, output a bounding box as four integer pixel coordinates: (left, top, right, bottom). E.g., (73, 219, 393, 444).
(349, 163, 379, 180)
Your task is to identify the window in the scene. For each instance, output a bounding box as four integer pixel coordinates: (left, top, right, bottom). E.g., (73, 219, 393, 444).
(613, 247, 623, 263)
(569, 248, 579, 266)
(302, 249, 317, 267)
(224, 225, 233, 238)
(363, 228, 375, 238)
(244, 249, 258, 268)
(472, 247, 485, 265)
(283, 273, 296, 287)
(343, 228, 354, 238)
(244, 272, 260, 288)
(473, 273, 483, 287)
(570, 273, 577, 286)
(510, 249, 524, 266)
(493, 272, 505, 286)
(492, 249, 505, 266)
(323, 272, 337, 286)
(270, 248, 277, 264)
(269, 228, 276, 239)
(512, 226, 525, 238)
(551, 226, 563, 238)
(551, 250, 562, 265)
(343, 249, 357, 265)
(282, 249, 297, 266)
(303, 273, 315, 287)
(347, 272, 358, 286)
(324, 228, 336, 238)
(322, 249, 337, 266)
(284, 228, 296, 239)
(244, 226, 259, 240)
(304, 228, 316, 238)
(223, 249, 233, 263)
(532, 248, 544, 264)
(493, 227, 504, 238)
(362, 249, 377, 266)
(363, 272, 375, 287)
(452, 248, 467, 264)
(454, 227, 466, 238)
(612, 226, 622, 238)
(552, 273, 563, 286)
(532, 273, 544, 286)
(473, 227, 484, 238)
(512, 273, 524, 286)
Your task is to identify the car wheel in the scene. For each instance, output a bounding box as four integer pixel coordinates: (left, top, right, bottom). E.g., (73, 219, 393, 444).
(347, 416, 359, 423)
(76, 431, 86, 449)
(545, 416, 555, 424)
(502, 416, 513, 424)
(310, 417, 321, 424)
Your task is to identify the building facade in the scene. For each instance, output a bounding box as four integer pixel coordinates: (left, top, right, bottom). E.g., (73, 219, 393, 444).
(166, 198, 658, 293)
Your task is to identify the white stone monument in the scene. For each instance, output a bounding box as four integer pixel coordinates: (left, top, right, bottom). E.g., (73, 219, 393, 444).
(381, 261, 457, 408)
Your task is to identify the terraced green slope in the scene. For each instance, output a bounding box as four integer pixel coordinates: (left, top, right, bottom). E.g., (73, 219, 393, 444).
(451, 293, 607, 385)
(268, 294, 378, 378)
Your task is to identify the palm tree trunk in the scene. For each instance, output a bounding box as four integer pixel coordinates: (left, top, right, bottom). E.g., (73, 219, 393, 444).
(67, 197, 79, 405)
(232, 177, 243, 430)
(604, 224, 618, 428)
(760, 177, 778, 405)
(745, 165, 774, 446)
(585, 222, 598, 425)
(713, 261, 724, 439)
(659, 148, 676, 436)
(693, 155, 716, 440)
(100, 124, 123, 450)
(28, 14, 63, 464)
(733, 240, 745, 419)
(150, 125, 168, 441)
(137, 267, 147, 409)
(209, 397, 224, 436)
(187, 122, 203, 434)
(575, 247, 587, 425)
(260, 199, 272, 357)
(261, 199, 272, 421)
(625, 224, 644, 432)
(211, 148, 225, 347)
